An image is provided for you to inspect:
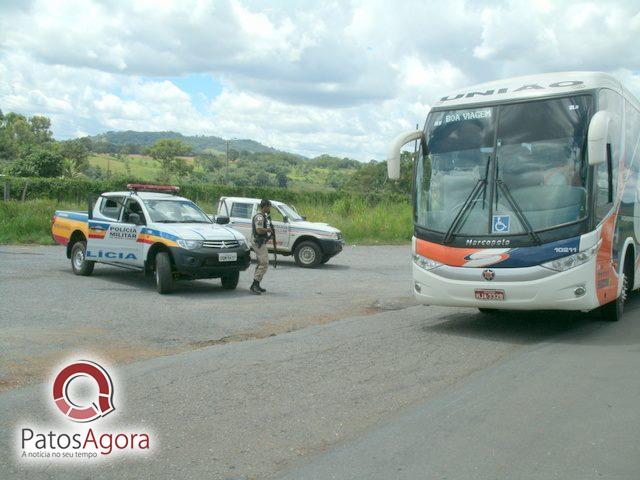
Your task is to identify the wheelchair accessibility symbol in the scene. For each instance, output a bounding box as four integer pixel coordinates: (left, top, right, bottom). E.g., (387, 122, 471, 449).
(492, 215, 511, 233)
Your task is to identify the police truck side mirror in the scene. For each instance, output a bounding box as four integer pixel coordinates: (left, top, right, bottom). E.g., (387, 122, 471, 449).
(387, 130, 425, 179)
(215, 215, 230, 225)
(283, 215, 288, 223)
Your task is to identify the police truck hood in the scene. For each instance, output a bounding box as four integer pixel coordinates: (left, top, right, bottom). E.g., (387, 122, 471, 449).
(155, 223, 242, 241)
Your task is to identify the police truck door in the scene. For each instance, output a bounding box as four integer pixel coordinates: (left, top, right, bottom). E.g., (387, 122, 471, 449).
(98, 197, 145, 267)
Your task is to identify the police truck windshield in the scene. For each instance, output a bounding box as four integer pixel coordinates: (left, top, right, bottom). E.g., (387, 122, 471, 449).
(415, 95, 594, 237)
(144, 199, 212, 223)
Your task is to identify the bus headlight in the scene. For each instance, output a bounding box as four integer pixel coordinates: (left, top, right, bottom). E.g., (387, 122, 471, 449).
(541, 241, 601, 272)
(177, 239, 203, 250)
(413, 253, 442, 271)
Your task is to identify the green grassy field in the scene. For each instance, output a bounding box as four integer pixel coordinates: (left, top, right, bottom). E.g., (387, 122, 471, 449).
(88, 154, 201, 180)
(0, 199, 412, 245)
(0, 199, 81, 244)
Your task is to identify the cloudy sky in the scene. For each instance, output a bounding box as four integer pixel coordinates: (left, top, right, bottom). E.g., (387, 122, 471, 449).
(1, 0, 639, 160)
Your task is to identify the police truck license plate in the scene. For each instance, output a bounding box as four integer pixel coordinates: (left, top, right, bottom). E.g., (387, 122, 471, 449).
(475, 289, 505, 301)
(218, 253, 237, 262)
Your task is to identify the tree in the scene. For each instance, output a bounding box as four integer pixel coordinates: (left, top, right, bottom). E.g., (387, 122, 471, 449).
(227, 148, 239, 162)
(276, 172, 288, 188)
(0, 110, 19, 165)
(7, 147, 64, 177)
(29, 116, 53, 144)
(59, 139, 89, 173)
(147, 139, 192, 180)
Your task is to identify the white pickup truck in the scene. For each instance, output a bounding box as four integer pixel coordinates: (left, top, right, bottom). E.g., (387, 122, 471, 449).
(217, 196, 345, 268)
(52, 184, 251, 293)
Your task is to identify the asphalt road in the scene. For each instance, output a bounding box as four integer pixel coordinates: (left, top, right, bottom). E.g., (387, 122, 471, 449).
(1, 245, 639, 479)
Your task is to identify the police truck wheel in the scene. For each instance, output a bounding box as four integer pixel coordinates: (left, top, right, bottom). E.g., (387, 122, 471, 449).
(294, 241, 322, 268)
(71, 241, 94, 276)
(155, 252, 174, 294)
(221, 271, 239, 290)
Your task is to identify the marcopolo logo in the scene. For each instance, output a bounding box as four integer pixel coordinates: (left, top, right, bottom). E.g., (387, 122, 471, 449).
(17, 358, 153, 463)
(52, 360, 115, 422)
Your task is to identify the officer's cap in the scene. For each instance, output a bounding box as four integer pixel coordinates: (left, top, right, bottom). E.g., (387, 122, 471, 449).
(260, 199, 272, 208)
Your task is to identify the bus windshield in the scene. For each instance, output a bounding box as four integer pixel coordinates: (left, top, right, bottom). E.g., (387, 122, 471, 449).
(415, 95, 594, 238)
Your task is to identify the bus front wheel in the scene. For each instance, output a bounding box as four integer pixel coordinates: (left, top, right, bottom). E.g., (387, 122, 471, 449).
(601, 262, 632, 322)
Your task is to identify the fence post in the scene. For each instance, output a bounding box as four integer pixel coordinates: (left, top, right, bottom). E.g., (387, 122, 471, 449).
(21, 181, 28, 201)
(3, 181, 9, 201)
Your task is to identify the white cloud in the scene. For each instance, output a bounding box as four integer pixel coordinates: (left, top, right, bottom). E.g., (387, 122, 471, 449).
(1, 0, 640, 159)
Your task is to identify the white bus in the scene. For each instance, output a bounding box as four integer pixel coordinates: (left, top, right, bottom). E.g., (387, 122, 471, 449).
(388, 72, 640, 321)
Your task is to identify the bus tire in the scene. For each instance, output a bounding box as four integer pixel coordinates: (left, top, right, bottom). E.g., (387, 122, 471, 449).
(71, 241, 95, 276)
(294, 241, 322, 268)
(155, 252, 174, 294)
(601, 262, 631, 322)
(221, 271, 239, 290)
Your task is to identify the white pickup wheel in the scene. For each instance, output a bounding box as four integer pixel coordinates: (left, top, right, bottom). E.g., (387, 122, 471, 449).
(71, 241, 95, 276)
(294, 241, 322, 268)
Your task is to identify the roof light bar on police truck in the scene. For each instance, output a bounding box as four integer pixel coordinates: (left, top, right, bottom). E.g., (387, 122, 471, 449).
(126, 184, 180, 195)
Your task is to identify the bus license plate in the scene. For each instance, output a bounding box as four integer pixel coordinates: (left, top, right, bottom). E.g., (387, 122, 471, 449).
(475, 289, 505, 301)
(219, 253, 237, 262)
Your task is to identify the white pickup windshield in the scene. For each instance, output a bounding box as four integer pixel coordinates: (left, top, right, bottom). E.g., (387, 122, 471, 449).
(279, 204, 303, 221)
(415, 95, 593, 236)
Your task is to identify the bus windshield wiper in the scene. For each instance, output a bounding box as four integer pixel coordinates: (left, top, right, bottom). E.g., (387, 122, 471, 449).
(444, 156, 491, 245)
(444, 179, 487, 244)
(496, 180, 541, 245)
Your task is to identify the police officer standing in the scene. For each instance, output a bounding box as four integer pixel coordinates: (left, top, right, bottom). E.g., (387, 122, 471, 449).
(250, 199, 273, 295)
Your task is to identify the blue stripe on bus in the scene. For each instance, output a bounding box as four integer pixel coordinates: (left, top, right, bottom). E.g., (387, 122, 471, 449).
(495, 236, 582, 268)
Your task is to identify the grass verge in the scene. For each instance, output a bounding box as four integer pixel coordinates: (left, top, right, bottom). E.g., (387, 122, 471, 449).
(0, 199, 412, 245)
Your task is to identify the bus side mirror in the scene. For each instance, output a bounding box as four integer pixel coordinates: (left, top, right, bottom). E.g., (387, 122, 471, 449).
(387, 130, 424, 179)
(588, 111, 612, 166)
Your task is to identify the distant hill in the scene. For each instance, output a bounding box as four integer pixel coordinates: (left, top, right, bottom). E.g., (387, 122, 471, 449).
(86, 130, 285, 155)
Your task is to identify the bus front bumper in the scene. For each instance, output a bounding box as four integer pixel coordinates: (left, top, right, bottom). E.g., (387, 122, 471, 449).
(412, 258, 601, 311)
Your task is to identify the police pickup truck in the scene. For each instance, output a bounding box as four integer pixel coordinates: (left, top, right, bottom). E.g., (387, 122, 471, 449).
(51, 184, 251, 293)
(217, 196, 344, 268)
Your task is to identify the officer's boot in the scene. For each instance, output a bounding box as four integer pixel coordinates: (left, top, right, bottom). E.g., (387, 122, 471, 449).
(250, 280, 262, 295)
(257, 282, 266, 293)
